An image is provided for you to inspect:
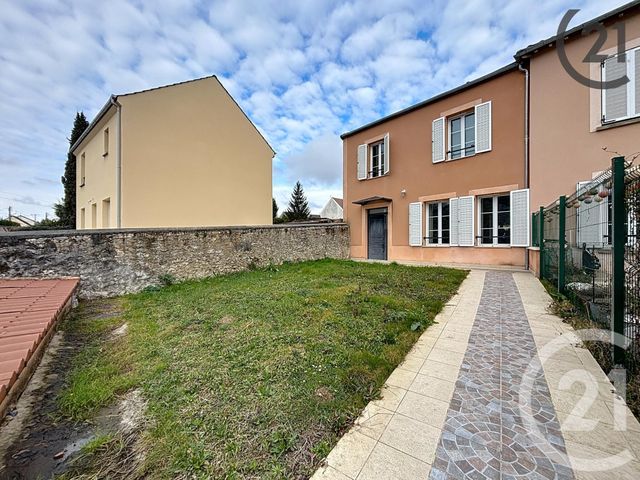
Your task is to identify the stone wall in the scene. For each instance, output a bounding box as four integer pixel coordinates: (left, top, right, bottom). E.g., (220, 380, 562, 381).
(0, 224, 350, 298)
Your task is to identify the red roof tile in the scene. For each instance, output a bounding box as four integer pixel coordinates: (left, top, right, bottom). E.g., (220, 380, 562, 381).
(0, 278, 78, 410)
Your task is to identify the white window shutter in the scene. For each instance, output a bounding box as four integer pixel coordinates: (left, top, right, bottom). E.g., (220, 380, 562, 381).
(458, 196, 475, 246)
(603, 55, 629, 122)
(449, 197, 459, 246)
(510, 189, 530, 247)
(383, 133, 390, 174)
(576, 181, 603, 247)
(409, 202, 423, 247)
(432, 117, 445, 163)
(475, 101, 492, 153)
(357, 144, 367, 180)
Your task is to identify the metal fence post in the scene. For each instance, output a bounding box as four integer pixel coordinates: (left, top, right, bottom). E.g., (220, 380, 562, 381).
(539, 206, 545, 279)
(558, 196, 566, 294)
(611, 156, 625, 366)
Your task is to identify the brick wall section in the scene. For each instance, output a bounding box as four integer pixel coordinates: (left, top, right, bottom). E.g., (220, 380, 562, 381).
(0, 224, 350, 298)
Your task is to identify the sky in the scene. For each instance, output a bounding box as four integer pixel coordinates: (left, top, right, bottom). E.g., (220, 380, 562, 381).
(0, 0, 626, 220)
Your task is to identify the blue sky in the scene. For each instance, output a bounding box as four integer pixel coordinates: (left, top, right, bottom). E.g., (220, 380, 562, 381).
(0, 0, 625, 219)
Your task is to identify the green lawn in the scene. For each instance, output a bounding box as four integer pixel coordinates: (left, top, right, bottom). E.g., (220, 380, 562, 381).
(60, 259, 467, 479)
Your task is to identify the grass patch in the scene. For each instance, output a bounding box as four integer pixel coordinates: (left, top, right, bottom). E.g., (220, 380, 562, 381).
(60, 259, 466, 478)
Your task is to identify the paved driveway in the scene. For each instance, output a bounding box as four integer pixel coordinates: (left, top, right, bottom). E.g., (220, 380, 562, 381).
(313, 270, 640, 480)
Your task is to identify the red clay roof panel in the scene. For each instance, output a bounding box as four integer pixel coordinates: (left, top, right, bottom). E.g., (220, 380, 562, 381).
(0, 278, 79, 407)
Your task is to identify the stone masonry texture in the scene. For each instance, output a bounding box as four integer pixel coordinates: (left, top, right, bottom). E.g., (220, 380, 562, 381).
(0, 224, 350, 298)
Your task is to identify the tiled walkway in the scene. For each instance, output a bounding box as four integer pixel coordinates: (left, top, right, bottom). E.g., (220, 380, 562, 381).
(312, 270, 640, 480)
(0, 278, 78, 414)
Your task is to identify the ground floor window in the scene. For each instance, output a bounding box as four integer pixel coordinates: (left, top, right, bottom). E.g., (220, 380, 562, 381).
(479, 195, 510, 245)
(427, 201, 450, 245)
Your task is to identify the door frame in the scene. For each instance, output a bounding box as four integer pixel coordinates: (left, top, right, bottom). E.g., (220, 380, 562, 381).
(367, 207, 388, 260)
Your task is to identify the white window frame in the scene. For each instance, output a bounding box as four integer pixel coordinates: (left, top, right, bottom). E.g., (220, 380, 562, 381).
(448, 111, 475, 160)
(477, 194, 511, 247)
(370, 140, 385, 178)
(601, 45, 639, 124)
(426, 201, 451, 246)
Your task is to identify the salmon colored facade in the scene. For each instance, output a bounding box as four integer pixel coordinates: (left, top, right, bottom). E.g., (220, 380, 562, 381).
(518, 4, 640, 211)
(342, 66, 529, 267)
(72, 76, 275, 230)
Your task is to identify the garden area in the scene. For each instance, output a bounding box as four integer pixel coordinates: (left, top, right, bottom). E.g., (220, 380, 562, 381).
(1, 259, 466, 479)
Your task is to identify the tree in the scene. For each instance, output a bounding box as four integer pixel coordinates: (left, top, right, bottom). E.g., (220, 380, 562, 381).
(272, 197, 279, 221)
(284, 181, 311, 221)
(55, 112, 89, 227)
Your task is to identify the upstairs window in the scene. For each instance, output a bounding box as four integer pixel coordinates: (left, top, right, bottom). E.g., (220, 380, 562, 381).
(432, 101, 491, 163)
(602, 46, 640, 123)
(449, 112, 475, 159)
(357, 133, 390, 180)
(370, 140, 385, 178)
(80, 153, 86, 187)
(103, 128, 109, 156)
(427, 201, 450, 245)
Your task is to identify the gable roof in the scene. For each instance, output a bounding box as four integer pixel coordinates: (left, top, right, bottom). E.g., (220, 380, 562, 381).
(70, 75, 275, 155)
(331, 197, 343, 208)
(340, 63, 518, 139)
(515, 0, 640, 59)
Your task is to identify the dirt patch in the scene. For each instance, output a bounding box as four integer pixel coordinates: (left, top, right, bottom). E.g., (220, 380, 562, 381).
(0, 299, 141, 480)
(0, 329, 100, 479)
(314, 386, 334, 402)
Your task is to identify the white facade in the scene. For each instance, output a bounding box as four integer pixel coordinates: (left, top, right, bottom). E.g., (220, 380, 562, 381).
(320, 198, 343, 220)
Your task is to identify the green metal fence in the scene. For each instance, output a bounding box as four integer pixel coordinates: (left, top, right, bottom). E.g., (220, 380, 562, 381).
(537, 157, 640, 371)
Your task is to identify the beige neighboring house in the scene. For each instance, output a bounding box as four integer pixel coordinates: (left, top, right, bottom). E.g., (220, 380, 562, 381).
(71, 76, 275, 230)
(320, 197, 343, 220)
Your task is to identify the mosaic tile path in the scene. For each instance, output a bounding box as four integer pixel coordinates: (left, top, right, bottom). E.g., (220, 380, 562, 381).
(429, 271, 573, 479)
(313, 270, 640, 480)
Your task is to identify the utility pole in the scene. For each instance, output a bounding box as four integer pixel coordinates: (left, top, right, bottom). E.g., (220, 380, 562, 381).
(8, 206, 12, 220)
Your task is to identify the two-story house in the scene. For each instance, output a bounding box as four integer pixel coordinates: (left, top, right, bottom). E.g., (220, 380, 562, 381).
(342, 64, 529, 267)
(71, 76, 275, 230)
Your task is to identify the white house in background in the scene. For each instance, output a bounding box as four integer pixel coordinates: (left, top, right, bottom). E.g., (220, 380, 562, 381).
(320, 197, 344, 220)
(9, 214, 35, 227)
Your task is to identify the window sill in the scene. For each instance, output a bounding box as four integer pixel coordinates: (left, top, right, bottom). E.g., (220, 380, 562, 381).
(597, 115, 640, 131)
(476, 244, 513, 248)
(361, 173, 390, 181)
(434, 150, 489, 164)
(446, 153, 476, 161)
(422, 243, 451, 248)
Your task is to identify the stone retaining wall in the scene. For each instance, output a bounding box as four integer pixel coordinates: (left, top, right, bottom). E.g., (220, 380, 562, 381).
(0, 224, 350, 298)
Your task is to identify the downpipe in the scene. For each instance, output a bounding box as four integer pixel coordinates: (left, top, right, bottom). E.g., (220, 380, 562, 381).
(519, 62, 531, 271)
(110, 96, 123, 228)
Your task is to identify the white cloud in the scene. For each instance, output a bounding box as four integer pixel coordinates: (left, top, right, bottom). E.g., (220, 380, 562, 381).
(0, 0, 626, 219)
